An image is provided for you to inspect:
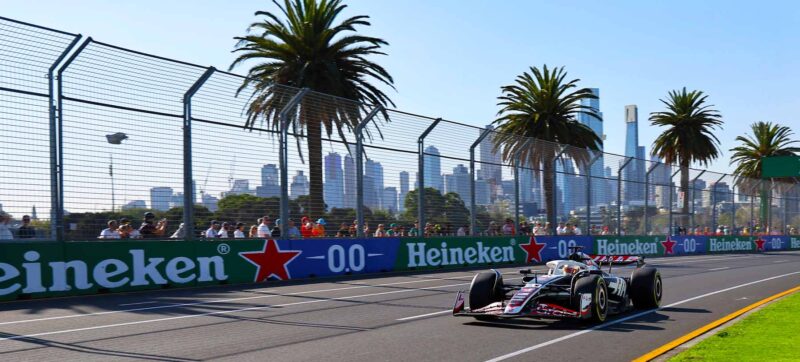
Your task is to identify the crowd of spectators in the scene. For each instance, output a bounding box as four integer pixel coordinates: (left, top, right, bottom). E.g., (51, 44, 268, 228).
(97, 212, 167, 239)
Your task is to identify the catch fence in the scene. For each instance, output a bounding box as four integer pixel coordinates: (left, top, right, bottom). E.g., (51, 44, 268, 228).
(1, 15, 799, 241)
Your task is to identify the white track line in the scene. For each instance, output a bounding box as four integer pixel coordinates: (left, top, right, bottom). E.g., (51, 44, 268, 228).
(484, 270, 800, 362)
(117, 301, 158, 307)
(0, 275, 478, 326)
(397, 310, 452, 321)
(0, 282, 473, 342)
(708, 267, 730, 271)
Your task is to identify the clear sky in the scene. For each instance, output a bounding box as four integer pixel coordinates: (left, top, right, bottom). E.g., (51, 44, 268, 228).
(4, 0, 800, 174)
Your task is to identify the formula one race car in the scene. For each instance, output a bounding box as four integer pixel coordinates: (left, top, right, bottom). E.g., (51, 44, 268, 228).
(452, 247, 662, 323)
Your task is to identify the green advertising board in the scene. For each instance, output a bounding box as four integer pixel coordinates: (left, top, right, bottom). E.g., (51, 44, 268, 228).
(789, 237, 800, 250)
(707, 236, 756, 253)
(761, 155, 800, 178)
(593, 236, 666, 256)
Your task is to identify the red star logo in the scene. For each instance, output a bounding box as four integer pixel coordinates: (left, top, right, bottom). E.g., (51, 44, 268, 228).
(662, 236, 677, 255)
(754, 237, 766, 251)
(519, 236, 546, 263)
(239, 239, 301, 282)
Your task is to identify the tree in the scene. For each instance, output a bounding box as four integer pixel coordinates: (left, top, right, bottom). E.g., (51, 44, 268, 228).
(230, 0, 395, 218)
(402, 188, 471, 228)
(649, 87, 723, 228)
(492, 65, 602, 228)
(729, 121, 800, 228)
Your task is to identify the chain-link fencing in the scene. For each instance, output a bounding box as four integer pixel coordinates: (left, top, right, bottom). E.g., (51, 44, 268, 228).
(1, 15, 799, 241)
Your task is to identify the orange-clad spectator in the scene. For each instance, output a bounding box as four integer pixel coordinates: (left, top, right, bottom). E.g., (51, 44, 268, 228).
(312, 218, 326, 237)
(300, 217, 314, 238)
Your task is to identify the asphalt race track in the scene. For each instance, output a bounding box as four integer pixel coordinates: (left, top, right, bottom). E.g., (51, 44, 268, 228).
(0, 251, 798, 361)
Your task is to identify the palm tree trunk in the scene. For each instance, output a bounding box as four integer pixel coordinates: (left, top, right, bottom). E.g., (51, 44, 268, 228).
(307, 119, 325, 219)
(543, 161, 555, 234)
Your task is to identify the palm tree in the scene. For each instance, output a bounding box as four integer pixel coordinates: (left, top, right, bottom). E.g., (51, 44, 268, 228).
(492, 65, 602, 229)
(729, 121, 800, 228)
(230, 0, 394, 218)
(649, 87, 723, 228)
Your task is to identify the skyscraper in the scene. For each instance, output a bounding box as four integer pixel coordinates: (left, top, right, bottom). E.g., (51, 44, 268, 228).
(423, 145, 443, 192)
(577, 88, 605, 207)
(383, 187, 398, 214)
(398, 171, 409, 212)
(623, 105, 645, 203)
(324, 152, 344, 209)
(443, 164, 470, 202)
(290, 171, 309, 199)
(365, 159, 384, 209)
(256, 164, 280, 198)
(150, 187, 173, 211)
(343, 153, 356, 208)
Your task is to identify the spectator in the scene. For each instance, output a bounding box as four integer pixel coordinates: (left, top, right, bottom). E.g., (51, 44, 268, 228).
(248, 225, 259, 238)
(234, 222, 246, 238)
(486, 221, 498, 236)
(399, 226, 407, 237)
(313, 218, 326, 237)
(300, 217, 314, 238)
(363, 222, 371, 236)
(287, 219, 302, 238)
(139, 212, 167, 238)
(98, 220, 121, 239)
(257, 216, 273, 238)
(456, 224, 468, 236)
(408, 222, 419, 237)
(348, 221, 358, 237)
(502, 219, 515, 236)
(544, 222, 552, 235)
(573, 223, 582, 235)
(374, 224, 386, 237)
(170, 223, 185, 239)
(337, 222, 350, 237)
(424, 223, 434, 237)
(601, 226, 610, 235)
(205, 220, 221, 238)
(389, 223, 400, 237)
(519, 221, 531, 235)
(17, 215, 35, 239)
(271, 219, 282, 238)
(119, 224, 142, 239)
(556, 222, 567, 235)
(218, 222, 232, 238)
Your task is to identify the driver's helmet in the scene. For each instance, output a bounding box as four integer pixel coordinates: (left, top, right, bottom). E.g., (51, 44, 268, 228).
(561, 264, 580, 275)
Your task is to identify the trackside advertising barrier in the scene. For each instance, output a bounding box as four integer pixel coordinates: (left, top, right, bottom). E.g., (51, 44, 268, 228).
(0, 235, 792, 301)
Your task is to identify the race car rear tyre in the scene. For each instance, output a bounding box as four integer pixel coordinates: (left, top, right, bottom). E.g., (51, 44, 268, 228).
(468, 270, 504, 319)
(630, 267, 662, 309)
(574, 275, 608, 323)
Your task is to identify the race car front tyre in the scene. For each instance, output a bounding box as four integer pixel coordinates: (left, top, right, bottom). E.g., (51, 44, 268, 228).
(574, 275, 608, 323)
(468, 270, 504, 320)
(630, 267, 662, 309)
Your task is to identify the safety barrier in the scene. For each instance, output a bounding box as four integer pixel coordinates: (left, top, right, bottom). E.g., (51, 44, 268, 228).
(0, 235, 797, 301)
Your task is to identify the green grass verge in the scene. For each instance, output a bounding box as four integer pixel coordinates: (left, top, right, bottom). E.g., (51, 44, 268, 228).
(669, 290, 800, 361)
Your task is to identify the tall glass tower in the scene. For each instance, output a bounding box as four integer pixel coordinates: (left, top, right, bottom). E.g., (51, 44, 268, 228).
(576, 88, 604, 207)
(624, 105, 645, 203)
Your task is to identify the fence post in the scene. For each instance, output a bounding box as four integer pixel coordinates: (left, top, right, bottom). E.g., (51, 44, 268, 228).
(551, 146, 568, 232)
(279, 88, 310, 239)
(54, 37, 92, 241)
(644, 163, 659, 235)
(48, 34, 82, 241)
(690, 170, 706, 229)
(731, 176, 739, 233)
(711, 173, 726, 233)
(355, 106, 383, 238)
(512, 146, 526, 228)
(750, 180, 759, 230)
(469, 129, 492, 236)
(585, 153, 602, 235)
(617, 157, 633, 235)
(668, 166, 680, 235)
(182, 67, 215, 240)
(417, 118, 442, 237)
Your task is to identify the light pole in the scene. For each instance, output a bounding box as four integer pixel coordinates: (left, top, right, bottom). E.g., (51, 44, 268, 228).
(106, 132, 128, 211)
